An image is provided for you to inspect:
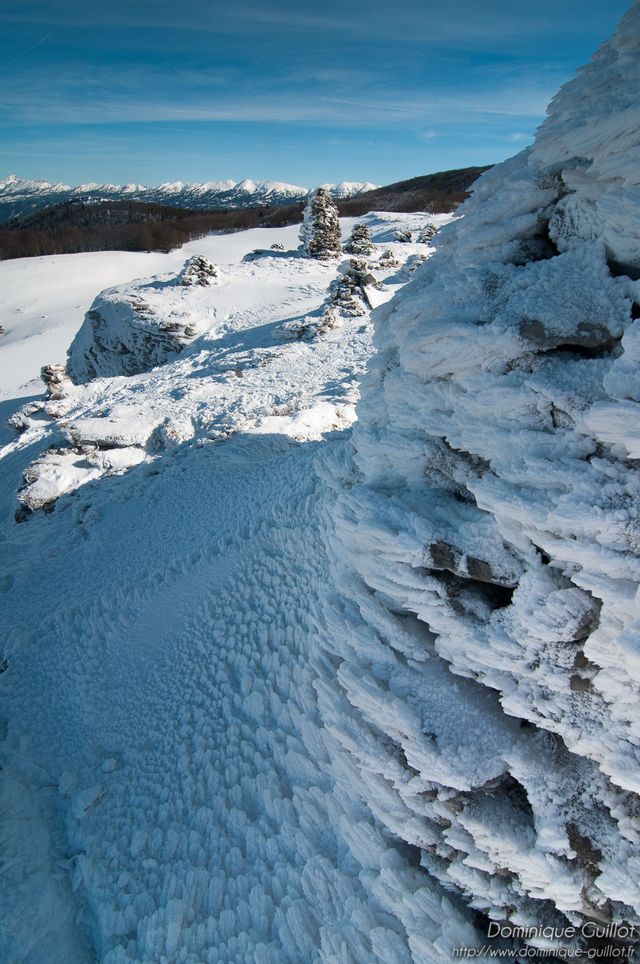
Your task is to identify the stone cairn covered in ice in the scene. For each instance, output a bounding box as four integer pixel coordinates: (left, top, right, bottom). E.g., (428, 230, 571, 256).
(177, 255, 217, 287)
(299, 187, 342, 260)
(343, 223, 375, 257)
(417, 222, 438, 244)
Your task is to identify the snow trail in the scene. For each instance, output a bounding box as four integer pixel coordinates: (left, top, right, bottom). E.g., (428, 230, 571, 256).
(1, 425, 479, 961)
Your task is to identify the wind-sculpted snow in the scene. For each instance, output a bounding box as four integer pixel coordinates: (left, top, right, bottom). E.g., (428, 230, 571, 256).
(321, 1, 640, 951)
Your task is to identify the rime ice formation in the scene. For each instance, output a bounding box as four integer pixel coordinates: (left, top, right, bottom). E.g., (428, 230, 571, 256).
(3, 7, 640, 962)
(324, 0, 640, 945)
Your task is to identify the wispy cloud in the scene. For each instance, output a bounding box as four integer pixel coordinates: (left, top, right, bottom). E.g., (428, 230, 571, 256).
(0, 60, 557, 128)
(0, 0, 625, 48)
(0, 0, 628, 184)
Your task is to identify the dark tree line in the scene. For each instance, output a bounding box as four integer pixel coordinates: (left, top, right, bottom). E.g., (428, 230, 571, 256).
(0, 201, 306, 261)
(336, 166, 490, 217)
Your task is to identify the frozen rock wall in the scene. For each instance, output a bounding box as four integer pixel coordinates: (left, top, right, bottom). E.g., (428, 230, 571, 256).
(324, 1, 640, 944)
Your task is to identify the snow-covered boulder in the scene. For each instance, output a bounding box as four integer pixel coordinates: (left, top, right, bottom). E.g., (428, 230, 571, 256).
(67, 279, 209, 383)
(324, 1, 640, 945)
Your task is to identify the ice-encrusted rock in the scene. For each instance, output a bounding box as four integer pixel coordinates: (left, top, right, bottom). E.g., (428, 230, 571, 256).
(321, 2, 640, 950)
(330, 259, 378, 315)
(377, 248, 401, 269)
(40, 364, 71, 400)
(67, 279, 210, 383)
(299, 187, 342, 260)
(16, 407, 159, 516)
(17, 443, 147, 517)
(417, 223, 438, 244)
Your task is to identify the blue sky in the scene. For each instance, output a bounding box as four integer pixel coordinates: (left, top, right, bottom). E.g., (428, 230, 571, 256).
(0, 0, 631, 187)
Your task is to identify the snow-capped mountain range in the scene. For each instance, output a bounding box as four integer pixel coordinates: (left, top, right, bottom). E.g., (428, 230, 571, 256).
(0, 174, 379, 223)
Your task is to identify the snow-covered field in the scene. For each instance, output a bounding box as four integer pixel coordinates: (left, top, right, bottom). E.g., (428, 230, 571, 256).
(4, 4, 640, 960)
(0, 224, 334, 403)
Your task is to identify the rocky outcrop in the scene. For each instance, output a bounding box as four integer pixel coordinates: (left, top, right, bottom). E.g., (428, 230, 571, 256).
(322, 3, 640, 953)
(66, 261, 214, 383)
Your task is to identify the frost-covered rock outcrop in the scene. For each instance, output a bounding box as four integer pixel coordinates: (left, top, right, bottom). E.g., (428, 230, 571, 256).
(67, 259, 216, 382)
(323, 2, 640, 949)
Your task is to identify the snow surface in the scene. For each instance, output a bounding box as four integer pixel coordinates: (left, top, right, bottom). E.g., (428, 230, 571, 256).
(3, 3, 640, 960)
(0, 225, 326, 402)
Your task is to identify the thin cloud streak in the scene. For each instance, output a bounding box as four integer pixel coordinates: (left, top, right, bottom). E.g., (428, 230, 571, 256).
(0, 32, 50, 69)
(0, 0, 616, 46)
(0, 0, 629, 184)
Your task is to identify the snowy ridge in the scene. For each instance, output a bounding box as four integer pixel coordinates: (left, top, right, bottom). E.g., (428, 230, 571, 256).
(5, 214, 440, 516)
(323, 0, 640, 945)
(0, 176, 380, 223)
